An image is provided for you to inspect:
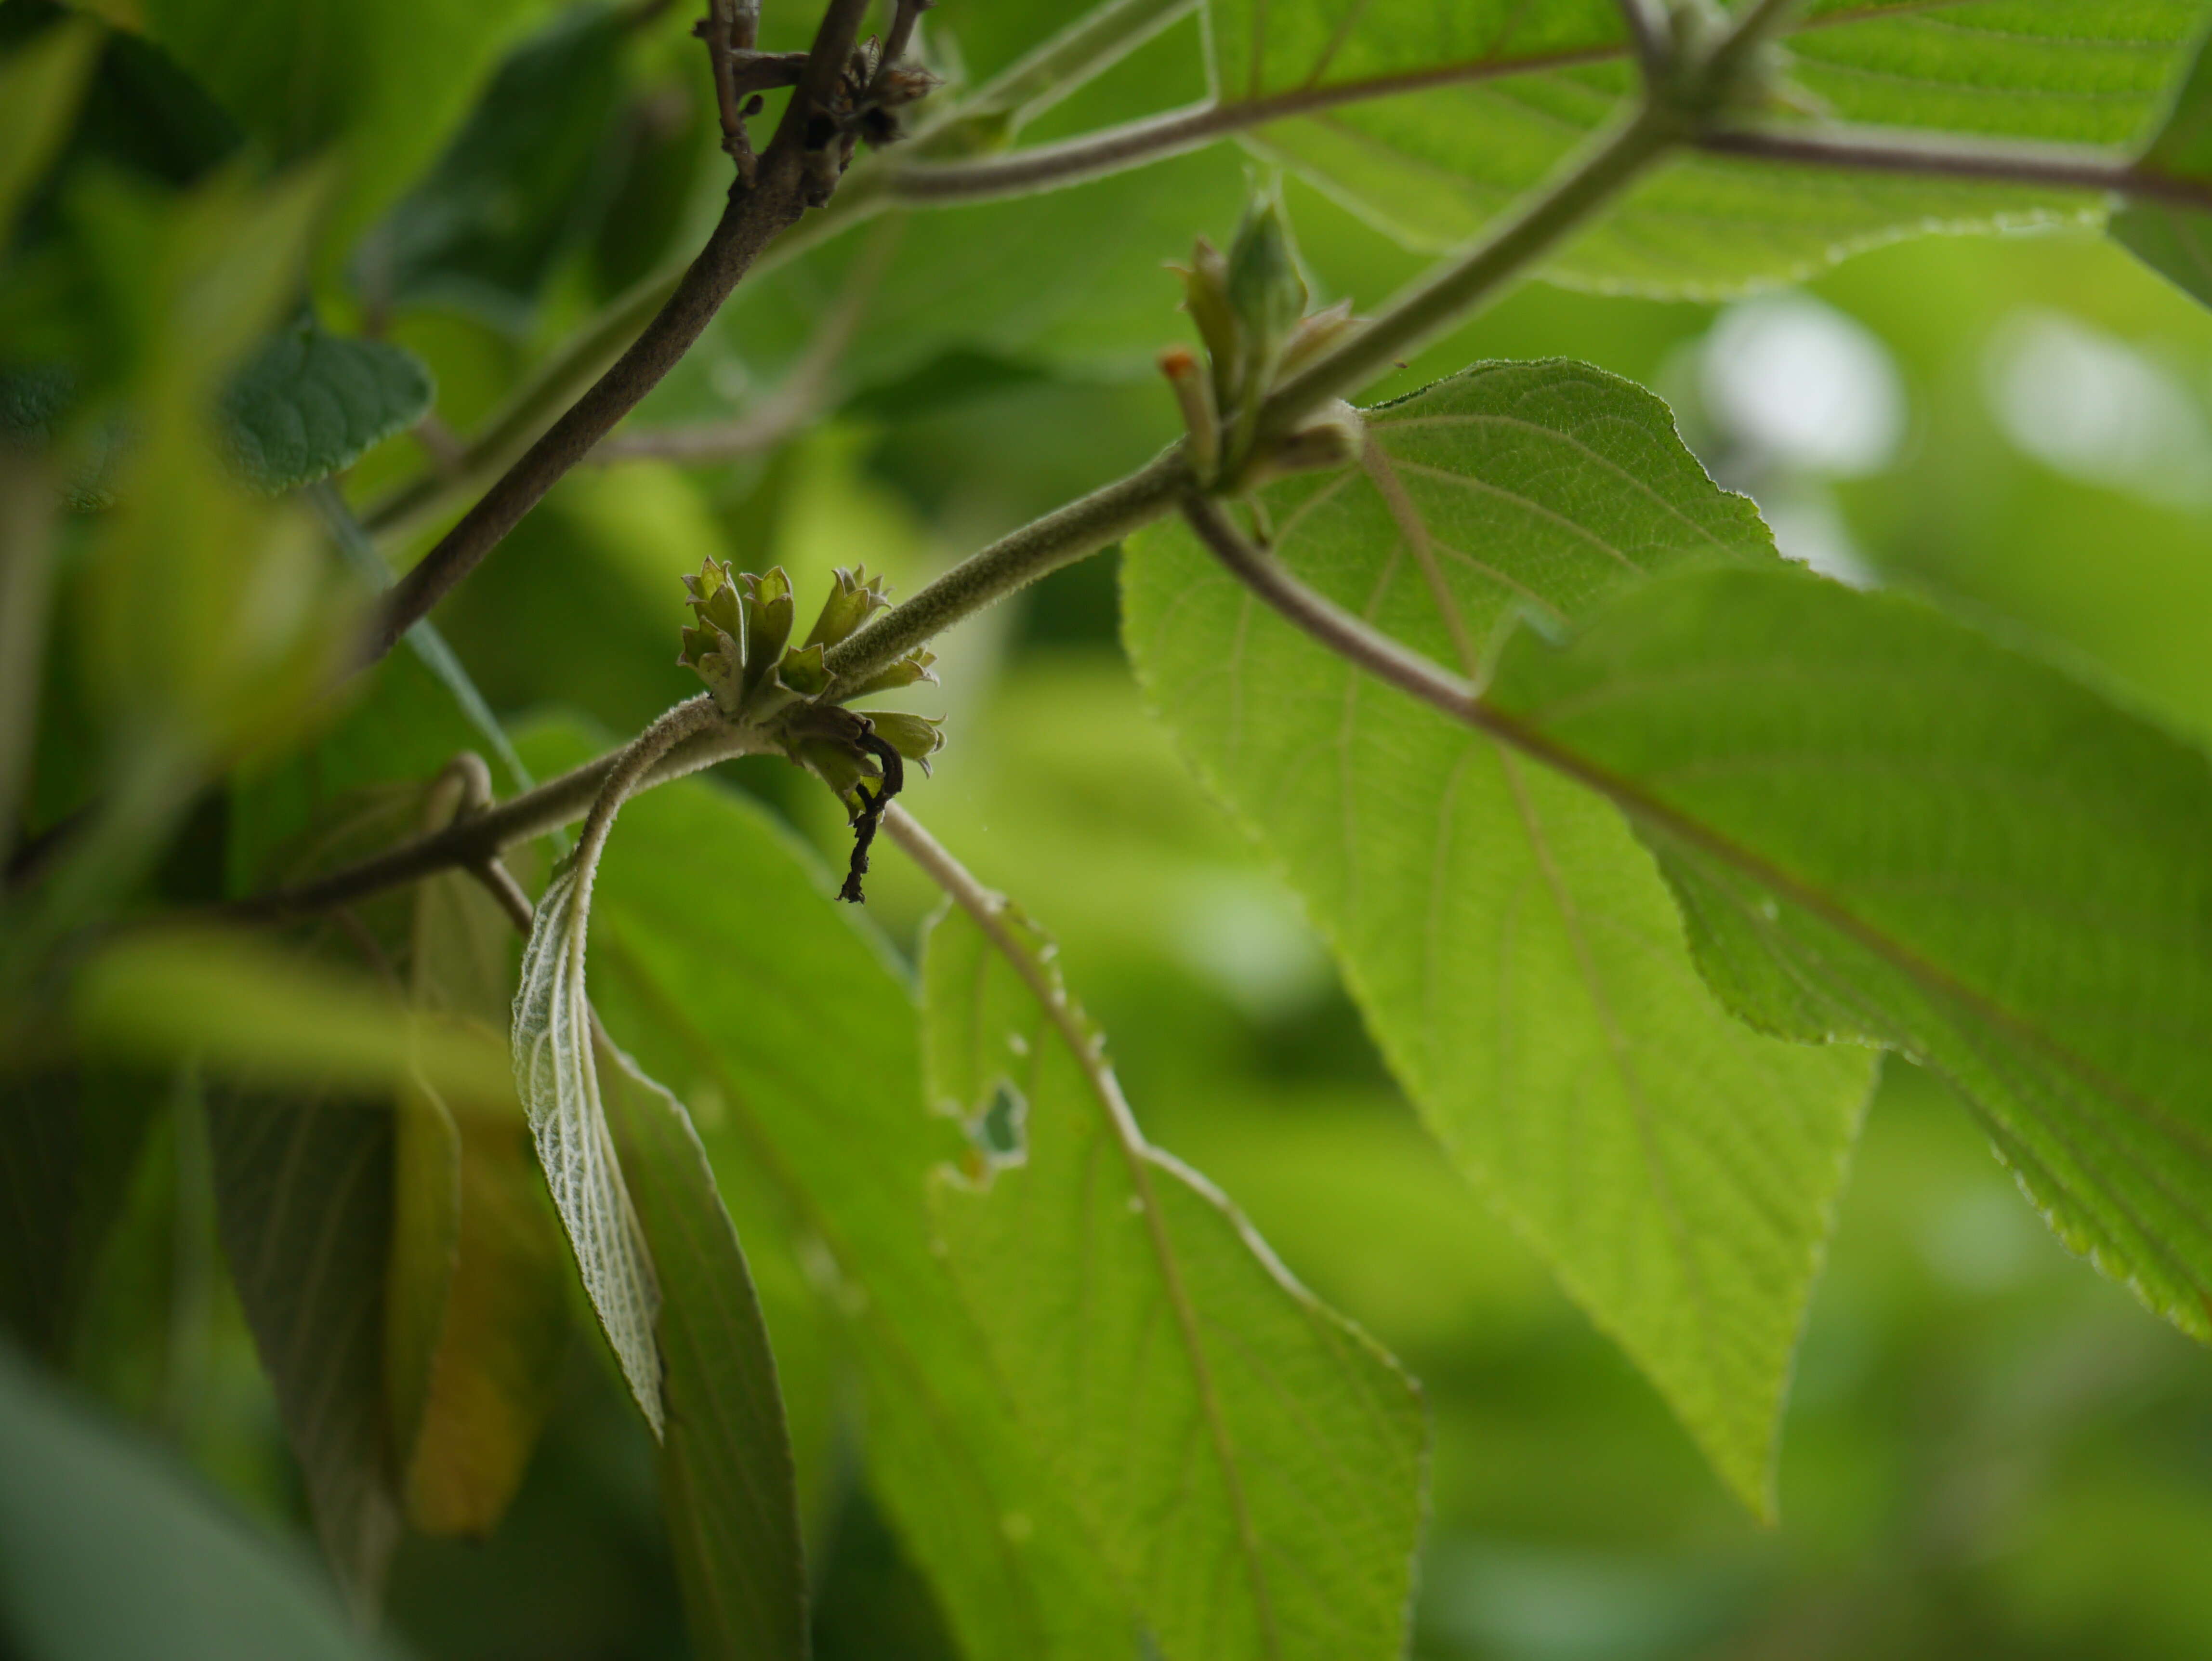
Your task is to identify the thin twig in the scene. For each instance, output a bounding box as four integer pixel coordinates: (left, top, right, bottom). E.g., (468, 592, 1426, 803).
(1613, 0, 1669, 78)
(425, 751, 539, 934)
(364, 0, 877, 665)
(1177, 494, 1488, 730)
(873, 0, 932, 90)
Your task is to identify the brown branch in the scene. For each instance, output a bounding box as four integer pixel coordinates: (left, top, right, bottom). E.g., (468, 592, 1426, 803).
(1698, 124, 2212, 214)
(364, 0, 879, 667)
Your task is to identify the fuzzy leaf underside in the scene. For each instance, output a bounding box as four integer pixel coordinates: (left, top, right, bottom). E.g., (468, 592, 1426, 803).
(1209, 0, 2203, 294)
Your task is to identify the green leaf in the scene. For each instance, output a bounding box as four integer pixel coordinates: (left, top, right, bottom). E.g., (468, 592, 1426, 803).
(1477, 562, 2212, 1351)
(512, 858, 663, 1432)
(136, 0, 565, 266)
(1123, 360, 1875, 1508)
(205, 1082, 401, 1614)
(0, 1340, 397, 1661)
(385, 857, 566, 1538)
(922, 894, 1428, 1661)
(219, 321, 434, 494)
(600, 1035, 809, 1661)
(72, 928, 513, 1107)
(0, 1068, 160, 1363)
(227, 628, 528, 902)
(517, 722, 1135, 1661)
(2113, 20, 2212, 306)
(0, 13, 101, 248)
(1207, 0, 2204, 293)
(362, 2, 629, 333)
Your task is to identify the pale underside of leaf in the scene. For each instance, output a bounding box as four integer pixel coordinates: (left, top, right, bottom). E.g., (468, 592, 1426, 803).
(923, 898, 1427, 1660)
(1124, 359, 1874, 1507)
(1206, 0, 2201, 292)
(513, 863, 662, 1432)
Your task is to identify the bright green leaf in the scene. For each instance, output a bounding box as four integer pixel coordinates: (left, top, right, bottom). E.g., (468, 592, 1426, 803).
(72, 928, 513, 1106)
(1123, 360, 1875, 1508)
(2113, 19, 2212, 306)
(136, 0, 564, 267)
(1478, 563, 2212, 1351)
(922, 893, 1428, 1661)
(205, 1082, 401, 1614)
(219, 322, 434, 494)
(1209, 0, 2202, 293)
(601, 1034, 809, 1661)
(519, 723, 1135, 1661)
(0, 13, 102, 248)
(0, 1341, 398, 1661)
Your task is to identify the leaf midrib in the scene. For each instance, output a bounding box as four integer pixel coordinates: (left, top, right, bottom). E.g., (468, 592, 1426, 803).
(953, 898, 1285, 1660)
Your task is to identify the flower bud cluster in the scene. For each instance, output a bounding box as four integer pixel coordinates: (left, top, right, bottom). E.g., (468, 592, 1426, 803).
(1163, 183, 1367, 492)
(677, 559, 944, 813)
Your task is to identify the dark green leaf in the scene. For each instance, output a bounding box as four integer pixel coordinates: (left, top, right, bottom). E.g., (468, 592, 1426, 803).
(0, 1069, 159, 1362)
(386, 857, 566, 1538)
(1123, 361, 1874, 1508)
(1210, 0, 2203, 292)
(518, 722, 1136, 1661)
(601, 1035, 809, 1661)
(923, 896, 1428, 1661)
(0, 1340, 397, 1661)
(0, 12, 101, 247)
(220, 322, 434, 494)
(1478, 562, 2212, 1351)
(136, 0, 566, 263)
(206, 1083, 401, 1615)
(363, 3, 629, 333)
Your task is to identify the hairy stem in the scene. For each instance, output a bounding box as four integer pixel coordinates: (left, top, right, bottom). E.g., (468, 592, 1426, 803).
(572, 696, 728, 884)
(820, 444, 1193, 694)
(237, 701, 774, 921)
(363, 0, 878, 661)
(1260, 103, 1678, 435)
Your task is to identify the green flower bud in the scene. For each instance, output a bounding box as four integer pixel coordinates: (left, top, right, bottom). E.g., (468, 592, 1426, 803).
(1278, 298, 1358, 380)
(796, 737, 876, 817)
(866, 711, 946, 774)
(1172, 237, 1241, 413)
(681, 558, 747, 643)
(1248, 399, 1365, 486)
(776, 641, 831, 699)
(803, 566, 893, 650)
(1225, 185, 1307, 389)
(677, 561, 749, 714)
(842, 647, 938, 700)
(739, 567, 795, 706)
